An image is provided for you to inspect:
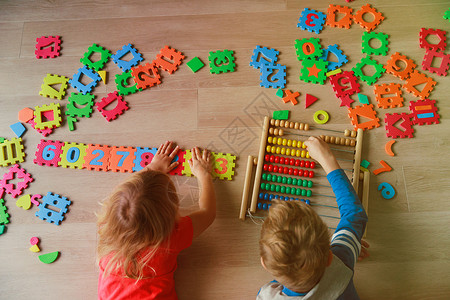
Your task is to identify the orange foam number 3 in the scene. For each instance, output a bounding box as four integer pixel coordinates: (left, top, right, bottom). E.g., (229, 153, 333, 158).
(214, 158, 228, 175)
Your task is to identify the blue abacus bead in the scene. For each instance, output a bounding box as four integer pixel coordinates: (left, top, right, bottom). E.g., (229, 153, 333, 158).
(258, 203, 262, 209)
(306, 190, 312, 197)
(301, 199, 306, 203)
(275, 195, 280, 200)
(264, 193, 269, 200)
(306, 200, 311, 205)
(269, 194, 275, 201)
(263, 203, 268, 210)
(259, 192, 264, 199)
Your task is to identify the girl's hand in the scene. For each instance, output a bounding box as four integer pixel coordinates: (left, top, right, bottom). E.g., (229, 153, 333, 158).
(303, 136, 340, 174)
(358, 239, 370, 261)
(145, 141, 180, 173)
(188, 147, 212, 181)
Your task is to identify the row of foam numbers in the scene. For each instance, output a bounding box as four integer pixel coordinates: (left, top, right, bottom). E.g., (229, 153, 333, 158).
(33, 139, 236, 180)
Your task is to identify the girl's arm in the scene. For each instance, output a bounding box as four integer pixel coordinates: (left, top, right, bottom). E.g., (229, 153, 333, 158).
(187, 147, 216, 239)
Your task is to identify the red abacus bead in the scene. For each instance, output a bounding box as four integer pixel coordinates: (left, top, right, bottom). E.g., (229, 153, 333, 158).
(293, 169, 299, 176)
(270, 155, 275, 163)
(265, 154, 270, 162)
(290, 158, 295, 166)
(311, 162, 316, 169)
(280, 157, 285, 164)
(299, 169, 304, 176)
(304, 170, 309, 177)
(264, 164, 268, 171)
(283, 167, 289, 174)
(279, 168, 283, 174)
(273, 165, 279, 172)
(295, 159, 300, 167)
(300, 160, 305, 167)
(289, 168, 294, 175)
(309, 170, 315, 178)
(275, 156, 280, 163)
(268, 165, 274, 172)
(305, 161, 310, 168)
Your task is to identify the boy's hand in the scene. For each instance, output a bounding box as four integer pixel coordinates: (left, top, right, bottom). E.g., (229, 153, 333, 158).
(188, 147, 212, 181)
(303, 136, 340, 174)
(358, 239, 370, 261)
(145, 141, 180, 173)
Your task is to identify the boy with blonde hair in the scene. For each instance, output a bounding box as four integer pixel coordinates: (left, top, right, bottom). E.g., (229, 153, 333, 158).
(258, 136, 368, 299)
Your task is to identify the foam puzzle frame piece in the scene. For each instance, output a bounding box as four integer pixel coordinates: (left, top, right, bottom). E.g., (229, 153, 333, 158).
(34, 139, 64, 167)
(35, 36, 61, 59)
(38, 251, 60, 264)
(305, 94, 319, 108)
(318, 44, 348, 71)
(0, 198, 10, 225)
(260, 63, 287, 89)
(131, 147, 157, 172)
(33, 103, 62, 130)
(10, 122, 26, 138)
(294, 38, 323, 61)
(111, 43, 144, 72)
(249, 45, 279, 69)
(80, 43, 111, 71)
(181, 149, 193, 177)
(419, 28, 447, 51)
(347, 104, 380, 131)
(83, 144, 111, 172)
(409, 99, 440, 125)
(39, 73, 69, 100)
(208, 50, 236, 74)
(153, 45, 185, 74)
(115, 70, 141, 95)
(66, 92, 95, 118)
(373, 160, 392, 175)
(352, 56, 386, 85)
(374, 83, 404, 109)
(27, 117, 54, 137)
(0, 164, 34, 198)
(58, 142, 88, 169)
(326, 4, 353, 29)
(422, 48, 450, 76)
(186, 57, 205, 73)
(402, 70, 436, 100)
(212, 153, 236, 180)
(18, 107, 35, 123)
(353, 4, 385, 32)
(108, 146, 137, 173)
(0, 138, 25, 167)
(282, 90, 300, 105)
(273, 110, 290, 120)
(131, 62, 161, 90)
(95, 91, 129, 122)
(384, 52, 417, 80)
(35, 192, 71, 226)
(329, 70, 361, 100)
(69, 66, 102, 95)
(384, 113, 414, 139)
(361, 32, 389, 56)
(299, 59, 328, 85)
(297, 7, 327, 34)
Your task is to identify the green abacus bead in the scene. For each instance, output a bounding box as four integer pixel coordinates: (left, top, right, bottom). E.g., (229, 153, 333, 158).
(277, 176, 282, 183)
(302, 180, 308, 187)
(298, 179, 303, 186)
(270, 184, 276, 192)
(276, 185, 281, 192)
(301, 189, 306, 196)
(282, 177, 287, 184)
(292, 178, 298, 185)
(296, 188, 301, 196)
(262, 173, 267, 181)
(260, 183, 266, 190)
(264, 173, 269, 181)
(286, 187, 291, 194)
(281, 186, 286, 193)
(308, 181, 313, 188)
(307, 190, 312, 197)
(287, 177, 293, 185)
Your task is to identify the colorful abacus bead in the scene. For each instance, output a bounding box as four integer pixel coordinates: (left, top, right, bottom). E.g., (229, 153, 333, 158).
(344, 129, 357, 137)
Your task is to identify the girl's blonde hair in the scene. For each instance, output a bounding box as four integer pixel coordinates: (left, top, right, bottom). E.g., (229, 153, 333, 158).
(97, 170, 179, 280)
(259, 200, 330, 292)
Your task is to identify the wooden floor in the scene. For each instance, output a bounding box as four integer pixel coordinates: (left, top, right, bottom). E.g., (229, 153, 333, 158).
(1, 1, 449, 299)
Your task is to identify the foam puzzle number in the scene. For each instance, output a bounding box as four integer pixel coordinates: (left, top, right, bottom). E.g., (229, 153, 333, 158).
(42, 145, 57, 160)
(58, 142, 87, 169)
(66, 147, 80, 163)
(83, 144, 111, 171)
(116, 151, 130, 167)
(108, 147, 136, 173)
(305, 13, 319, 27)
(90, 150, 105, 166)
(214, 158, 228, 175)
(139, 152, 154, 167)
(378, 182, 395, 199)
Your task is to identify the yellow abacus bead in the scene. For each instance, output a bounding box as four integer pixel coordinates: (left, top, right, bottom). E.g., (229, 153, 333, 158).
(280, 120, 285, 127)
(279, 129, 284, 136)
(291, 140, 296, 147)
(306, 152, 310, 159)
(268, 136, 273, 144)
(285, 121, 290, 128)
(304, 123, 310, 130)
(351, 130, 357, 138)
(296, 149, 301, 157)
(302, 142, 307, 149)
(344, 129, 350, 137)
(294, 122, 299, 129)
(280, 147, 285, 155)
(266, 145, 271, 152)
(350, 140, 356, 147)
(283, 139, 288, 146)
(277, 138, 282, 145)
(271, 146, 277, 154)
(301, 150, 306, 158)
(287, 148, 292, 156)
(340, 138, 346, 145)
(276, 147, 281, 154)
(330, 136, 336, 144)
(289, 122, 294, 129)
(275, 120, 280, 126)
(270, 119, 275, 126)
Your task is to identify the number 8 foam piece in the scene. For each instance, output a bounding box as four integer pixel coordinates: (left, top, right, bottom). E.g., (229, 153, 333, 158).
(34, 139, 237, 179)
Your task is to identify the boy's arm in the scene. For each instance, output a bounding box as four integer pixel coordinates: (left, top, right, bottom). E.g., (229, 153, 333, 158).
(187, 147, 217, 239)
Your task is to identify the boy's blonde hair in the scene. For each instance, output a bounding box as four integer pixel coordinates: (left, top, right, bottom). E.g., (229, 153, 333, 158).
(259, 200, 330, 292)
(97, 170, 179, 280)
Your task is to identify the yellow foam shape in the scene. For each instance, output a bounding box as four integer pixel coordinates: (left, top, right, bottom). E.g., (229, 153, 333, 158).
(29, 244, 40, 253)
(98, 71, 107, 84)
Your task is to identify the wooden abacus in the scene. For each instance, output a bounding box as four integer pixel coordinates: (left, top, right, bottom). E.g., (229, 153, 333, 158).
(239, 116, 370, 233)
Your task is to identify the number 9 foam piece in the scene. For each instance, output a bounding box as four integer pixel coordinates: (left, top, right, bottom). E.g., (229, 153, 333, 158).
(378, 182, 395, 199)
(297, 8, 327, 34)
(35, 192, 71, 226)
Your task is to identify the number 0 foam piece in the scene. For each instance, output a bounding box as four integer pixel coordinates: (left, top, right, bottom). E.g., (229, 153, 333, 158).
(35, 36, 61, 59)
(38, 251, 60, 264)
(58, 142, 88, 169)
(273, 110, 290, 120)
(0, 164, 34, 198)
(35, 192, 71, 225)
(10, 122, 26, 138)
